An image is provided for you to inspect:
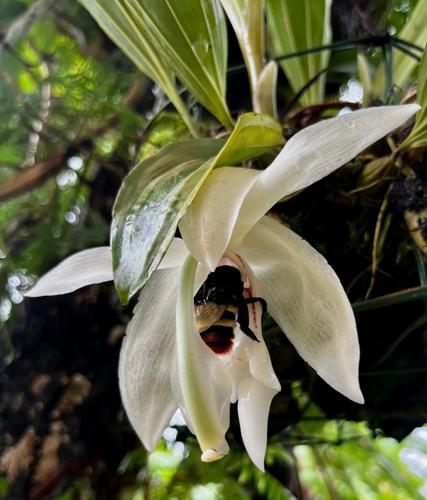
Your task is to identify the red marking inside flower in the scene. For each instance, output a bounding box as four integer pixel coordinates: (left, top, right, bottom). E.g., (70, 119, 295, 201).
(249, 302, 257, 327)
(243, 287, 258, 330)
(201, 331, 234, 354)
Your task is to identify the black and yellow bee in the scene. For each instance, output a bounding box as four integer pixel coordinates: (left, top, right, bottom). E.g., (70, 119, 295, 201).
(194, 266, 266, 354)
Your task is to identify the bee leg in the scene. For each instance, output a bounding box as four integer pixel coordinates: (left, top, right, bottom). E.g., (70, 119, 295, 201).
(238, 296, 260, 342)
(245, 296, 267, 314)
(240, 324, 260, 342)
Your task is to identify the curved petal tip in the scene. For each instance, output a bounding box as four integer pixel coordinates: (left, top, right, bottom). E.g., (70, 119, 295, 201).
(346, 385, 365, 405)
(201, 449, 225, 462)
(238, 378, 277, 472)
(319, 367, 365, 405)
(24, 247, 113, 297)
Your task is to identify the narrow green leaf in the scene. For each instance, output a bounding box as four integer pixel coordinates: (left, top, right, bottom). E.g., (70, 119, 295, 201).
(112, 139, 224, 303)
(266, 0, 332, 106)
(80, 0, 233, 130)
(122, 0, 232, 128)
(374, 0, 427, 96)
(400, 47, 427, 150)
(357, 52, 372, 106)
(253, 61, 278, 118)
(214, 112, 284, 166)
(219, 0, 265, 111)
(79, 0, 198, 136)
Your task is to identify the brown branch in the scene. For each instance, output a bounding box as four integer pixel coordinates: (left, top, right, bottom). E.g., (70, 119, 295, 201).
(0, 0, 56, 50)
(0, 152, 65, 202)
(0, 78, 145, 203)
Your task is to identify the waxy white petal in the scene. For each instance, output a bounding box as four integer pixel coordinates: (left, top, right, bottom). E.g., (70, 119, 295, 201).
(231, 104, 420, 245)
(239, 216, 364, 403)
(158, 238, 189, 269)
(25, 239, 186, 298)
(175, 256, 232, 459)
(180, 167, 260, 270)
(119, 268, 180, 451)
(25, 247, 113, 297)
(238, 262, 281, 392)
(247, 340, 281, 392)
(238, 377, 277, 472)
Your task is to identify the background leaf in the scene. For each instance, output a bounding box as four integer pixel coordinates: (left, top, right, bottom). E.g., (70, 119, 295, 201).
(214, 112, 284, 166)
(253, 61, 279, 118)
(80, 0, 232, 132)
(79, 0, 197, 135)
(400, 46, 427, 149)
(266, 0, 332, 106)
(373, 0, 427, 96)
(219, 0, 265, 111)
(125, 0, 232, 127)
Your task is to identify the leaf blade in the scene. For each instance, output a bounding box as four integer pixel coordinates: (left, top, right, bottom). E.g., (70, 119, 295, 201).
(79, 0, 197, 135)
(214, 112, 284, 166)
(266, 0, 331, 106)
(80, 0, 232, 130)
(124, 0, 232, 127)
(400, 47, 427, 149)
(219, 0, 265, 110)
(374, 0, 427, 95)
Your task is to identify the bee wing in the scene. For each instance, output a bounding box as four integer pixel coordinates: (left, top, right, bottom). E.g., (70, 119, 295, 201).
(195, 302, 227, 332)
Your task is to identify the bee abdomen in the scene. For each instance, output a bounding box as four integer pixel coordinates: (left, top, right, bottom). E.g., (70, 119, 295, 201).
(200, 325, 235, 355)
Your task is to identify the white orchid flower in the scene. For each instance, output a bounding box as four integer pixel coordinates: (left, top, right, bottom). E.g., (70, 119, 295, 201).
(25, 104, 419, 470)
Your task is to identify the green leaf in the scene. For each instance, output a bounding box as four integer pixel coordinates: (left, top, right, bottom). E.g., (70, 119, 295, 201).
(112, 139, 223, 303)
(357, 52, 372, 106)
(400, 47, 427, 150)
(219, 0, 265, 111)
(266, 0, 331, 106)
(79, 0, 197, 136)
(253, 61, 278, 118)
(214, 112, 284, 166)
(80, 0, 232, 130)
(0, 477, 9, 498)
(374, 0, 427, 96)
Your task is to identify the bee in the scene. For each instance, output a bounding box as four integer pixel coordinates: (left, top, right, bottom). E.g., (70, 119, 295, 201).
(194, 265, 266, 355)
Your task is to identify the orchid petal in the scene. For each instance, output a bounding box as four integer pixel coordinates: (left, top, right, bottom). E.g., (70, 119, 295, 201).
(237, 261, 281, 391)
(158, 238, 189, 269)
(119, 267, 180, 451)
(174, 256, 232, 460)
(238, 377, 277, 472)
(231, 104, 420, 245)
(25, 239, 186, 299)
(179, 167, 260, 270)
(25, 247, 113, 297)
(247, 339, 281, 392)
(239, 216, 364, 403)
(194, 262, 210, 294)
